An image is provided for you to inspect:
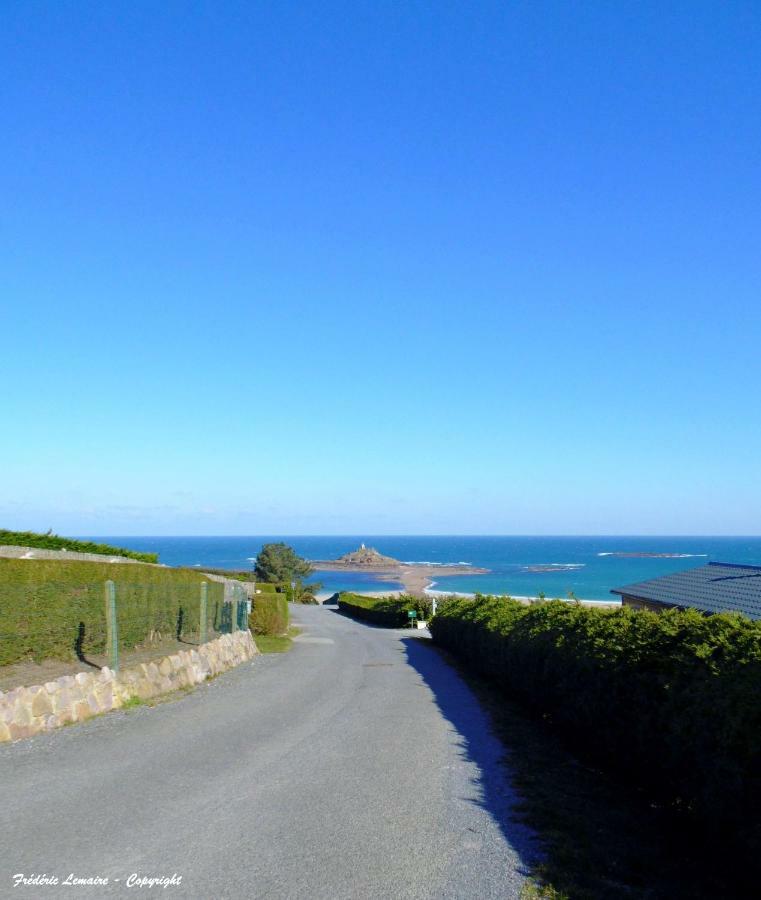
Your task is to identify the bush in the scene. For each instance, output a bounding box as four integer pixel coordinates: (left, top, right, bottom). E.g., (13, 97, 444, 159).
(254, 542, 311, 583)
(338, 593, 432, 626)
(429, 595, 761, 861)
(0, 558, 227, 665)
(254, 582, 279, 593)
(0, 529, 158, 563)
(249, 593, 289, 636)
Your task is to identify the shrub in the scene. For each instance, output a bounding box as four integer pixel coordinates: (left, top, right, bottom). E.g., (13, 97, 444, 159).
(249, 593, 289, 636)
(254, 542, 311, 583)
(429, 595, 761, 861)
(338, 593, 432, 626)
(0, 558, 227, 665)
(253, 582, 279, 593)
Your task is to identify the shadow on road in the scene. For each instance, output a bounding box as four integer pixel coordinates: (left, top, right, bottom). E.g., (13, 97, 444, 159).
(400, 635, 539, 875)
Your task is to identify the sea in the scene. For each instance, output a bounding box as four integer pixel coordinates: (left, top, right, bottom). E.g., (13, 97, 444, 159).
(84, 536, 761, 601)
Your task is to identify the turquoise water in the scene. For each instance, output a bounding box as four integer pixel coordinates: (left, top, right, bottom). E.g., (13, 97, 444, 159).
(83, 536, 761, 600)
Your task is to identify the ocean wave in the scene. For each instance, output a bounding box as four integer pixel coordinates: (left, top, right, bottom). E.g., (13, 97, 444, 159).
(665, 553, 708, 558)
(401, 560, 471, 567)
(597, 552, 708, 558)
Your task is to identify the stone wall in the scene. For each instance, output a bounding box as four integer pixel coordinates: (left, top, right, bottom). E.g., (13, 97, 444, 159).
(0, 630, 257, 743)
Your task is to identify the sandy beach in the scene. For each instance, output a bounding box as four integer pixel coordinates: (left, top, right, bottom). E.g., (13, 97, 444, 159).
(310, 560, 488, 595)
(316, 583, 618, 607)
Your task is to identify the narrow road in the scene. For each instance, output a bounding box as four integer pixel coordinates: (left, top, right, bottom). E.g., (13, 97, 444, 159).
(0, 605, 535, 899)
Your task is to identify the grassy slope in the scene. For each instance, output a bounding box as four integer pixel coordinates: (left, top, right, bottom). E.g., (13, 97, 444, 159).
(0, 529, 158, 563)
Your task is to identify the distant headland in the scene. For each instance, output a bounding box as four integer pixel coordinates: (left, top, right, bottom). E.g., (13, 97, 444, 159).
(310, 543, 488, 595)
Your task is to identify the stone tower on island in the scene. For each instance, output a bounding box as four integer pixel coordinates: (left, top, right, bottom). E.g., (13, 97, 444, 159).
(336, 544, 399, 566)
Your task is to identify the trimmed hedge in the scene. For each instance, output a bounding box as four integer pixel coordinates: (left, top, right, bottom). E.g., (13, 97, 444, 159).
(338, 593, 432, 626)
(430, 595, 761, 859)
(254, 582, 280, 593)
(249, 593, 289, 636)
(0, 558, 229, 665)
(0, 529, 158, 563)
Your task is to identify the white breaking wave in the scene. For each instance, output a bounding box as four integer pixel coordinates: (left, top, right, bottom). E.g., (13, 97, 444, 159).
(596, 552, 708, 558)
(401, 560, 471, 567)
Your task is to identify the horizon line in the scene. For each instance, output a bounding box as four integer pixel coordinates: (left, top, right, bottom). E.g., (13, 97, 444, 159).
(74, 533, 761, 539)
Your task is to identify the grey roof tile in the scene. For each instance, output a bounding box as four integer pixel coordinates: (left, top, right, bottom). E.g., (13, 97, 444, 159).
(610, 562, 761, 619)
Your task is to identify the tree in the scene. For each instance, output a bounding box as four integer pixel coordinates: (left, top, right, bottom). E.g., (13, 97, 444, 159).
(254, 542, 312, 584)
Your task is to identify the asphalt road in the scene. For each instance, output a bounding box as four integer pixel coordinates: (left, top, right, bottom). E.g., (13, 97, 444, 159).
(0, 605, 535, 899)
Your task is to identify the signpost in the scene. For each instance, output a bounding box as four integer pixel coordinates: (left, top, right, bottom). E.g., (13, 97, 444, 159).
(407, 609, 417, 628)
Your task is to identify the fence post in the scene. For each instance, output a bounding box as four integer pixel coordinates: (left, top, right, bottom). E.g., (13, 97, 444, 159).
(104, 580, 119, 672)
(231, 586, 239, 634)
(200, 582, 208, 645)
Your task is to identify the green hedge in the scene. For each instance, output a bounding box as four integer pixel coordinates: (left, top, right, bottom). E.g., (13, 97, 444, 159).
(249, 593, 289, 636)
(0, 530, 158, 563)
(338, 593, 432, 626)
(430, 595, 761, 859)
(0, 558, 229, 665)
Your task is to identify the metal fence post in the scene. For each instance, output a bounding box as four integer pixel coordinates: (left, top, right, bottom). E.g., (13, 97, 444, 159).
(231, 586, 239, 634)
(104, 580, 119, 671)
(200, 582, 208, 645)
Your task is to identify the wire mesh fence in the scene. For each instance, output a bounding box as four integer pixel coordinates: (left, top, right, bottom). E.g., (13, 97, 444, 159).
(0, 579, 251, 669)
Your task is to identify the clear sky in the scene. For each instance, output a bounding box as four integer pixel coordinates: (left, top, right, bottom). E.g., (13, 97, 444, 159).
(2, 1, 760, 536)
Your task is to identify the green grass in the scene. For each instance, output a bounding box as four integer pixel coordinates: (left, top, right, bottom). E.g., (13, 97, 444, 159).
(121, 695, 145, 710)
(0, 529, 158, 563)
(436, 645, 745, 899)
(255, 626, 301, 654)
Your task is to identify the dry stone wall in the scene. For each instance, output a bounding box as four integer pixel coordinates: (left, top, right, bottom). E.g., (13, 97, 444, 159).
(0, 629, 257, 743)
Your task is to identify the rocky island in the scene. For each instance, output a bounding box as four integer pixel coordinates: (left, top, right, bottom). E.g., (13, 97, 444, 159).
(310, 543, 488, 595)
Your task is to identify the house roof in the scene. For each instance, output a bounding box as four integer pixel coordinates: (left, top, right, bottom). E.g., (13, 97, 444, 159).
(611, 562, 761, 620)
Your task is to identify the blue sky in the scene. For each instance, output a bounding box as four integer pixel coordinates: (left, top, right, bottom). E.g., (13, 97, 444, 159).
(2, 1, 760, 536)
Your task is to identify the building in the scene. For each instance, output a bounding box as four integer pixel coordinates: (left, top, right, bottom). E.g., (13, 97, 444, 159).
(611, 561, 761, 620)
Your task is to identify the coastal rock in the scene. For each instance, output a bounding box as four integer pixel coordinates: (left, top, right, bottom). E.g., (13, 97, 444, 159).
(335, 544, 399, 567)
